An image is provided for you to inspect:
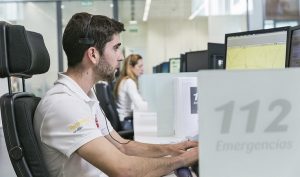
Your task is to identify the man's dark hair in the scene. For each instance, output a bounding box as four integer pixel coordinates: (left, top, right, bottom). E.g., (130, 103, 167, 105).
(62, 12, 125, 67)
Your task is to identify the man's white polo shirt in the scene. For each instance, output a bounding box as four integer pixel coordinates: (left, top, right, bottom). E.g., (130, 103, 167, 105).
(34, 73, 113, 177)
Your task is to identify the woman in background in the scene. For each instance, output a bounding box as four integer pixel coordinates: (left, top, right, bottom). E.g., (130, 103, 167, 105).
(114, 54, 148, 130)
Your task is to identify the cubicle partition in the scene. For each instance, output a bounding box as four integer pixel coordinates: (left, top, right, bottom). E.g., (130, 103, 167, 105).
(139, 72, 199, 137)
(197, 68, 300, 177)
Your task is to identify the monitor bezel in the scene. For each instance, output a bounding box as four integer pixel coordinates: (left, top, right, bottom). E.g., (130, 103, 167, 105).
(224, 26, 291, 69)
(288, 25, 300, 67)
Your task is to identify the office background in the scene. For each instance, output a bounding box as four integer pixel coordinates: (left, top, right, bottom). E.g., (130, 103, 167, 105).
(0, 0, 283, 97)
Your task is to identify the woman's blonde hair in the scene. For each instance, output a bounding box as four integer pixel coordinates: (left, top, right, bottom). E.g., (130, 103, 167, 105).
(114, 54, 143, 98)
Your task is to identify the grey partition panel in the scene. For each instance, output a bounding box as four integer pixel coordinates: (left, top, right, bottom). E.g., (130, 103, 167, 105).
(139, 72, 199, 136)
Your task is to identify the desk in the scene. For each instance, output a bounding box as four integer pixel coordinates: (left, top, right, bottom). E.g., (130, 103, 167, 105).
(133, 111, 197, 177)
(135, 135, 197, 177)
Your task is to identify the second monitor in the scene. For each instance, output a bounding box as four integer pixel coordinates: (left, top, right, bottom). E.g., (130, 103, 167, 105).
(225, 27, 290, 70)
(289, 26, 300, 67)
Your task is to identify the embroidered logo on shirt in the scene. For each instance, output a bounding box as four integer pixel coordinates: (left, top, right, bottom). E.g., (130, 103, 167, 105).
(68, 118, 88, 133)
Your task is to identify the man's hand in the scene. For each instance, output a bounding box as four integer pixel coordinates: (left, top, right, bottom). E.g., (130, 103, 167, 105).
(178, 147, 199, 167)
(168, 140, 198, 156)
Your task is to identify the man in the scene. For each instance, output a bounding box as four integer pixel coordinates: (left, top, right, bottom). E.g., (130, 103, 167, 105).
(34, 12, 198, 177)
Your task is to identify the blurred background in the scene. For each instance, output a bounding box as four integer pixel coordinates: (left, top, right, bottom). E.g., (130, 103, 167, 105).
(0, 0, 299, 96)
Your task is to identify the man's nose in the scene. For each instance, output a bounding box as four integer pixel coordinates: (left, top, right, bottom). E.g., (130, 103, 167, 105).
(118, 52, 124, 62)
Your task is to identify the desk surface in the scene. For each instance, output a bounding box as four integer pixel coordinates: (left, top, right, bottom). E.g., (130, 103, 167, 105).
(134, 135, 197, 177)
(133, 111, 197, 177)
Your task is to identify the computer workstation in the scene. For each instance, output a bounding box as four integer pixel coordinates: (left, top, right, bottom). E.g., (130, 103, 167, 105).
(197, 26, 300, 177)
(180, 43, 225, 72)
(137, 25, 300, 177)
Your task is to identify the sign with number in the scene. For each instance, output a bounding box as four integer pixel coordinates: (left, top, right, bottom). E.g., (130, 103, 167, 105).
(174, 77, 198, 137)
(198, 69, 300, 177)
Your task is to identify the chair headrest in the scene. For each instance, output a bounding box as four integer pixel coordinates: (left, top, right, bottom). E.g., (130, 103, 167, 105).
(0, 22, 50, 78)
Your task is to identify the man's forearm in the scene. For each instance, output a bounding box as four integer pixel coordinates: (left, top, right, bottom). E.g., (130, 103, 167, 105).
(122, 140, 172, 158)
(121, 154, 184, 177)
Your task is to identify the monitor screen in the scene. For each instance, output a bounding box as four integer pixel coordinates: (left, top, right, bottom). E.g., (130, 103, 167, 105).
(186, 50, 208, 72)
(225, 27, 290, 70)
(161, 62, 169, 73)
(169, 58, 181, 73)
(289, 26, 300, 67)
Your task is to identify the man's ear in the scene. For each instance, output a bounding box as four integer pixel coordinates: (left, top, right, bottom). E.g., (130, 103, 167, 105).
(87, 47, 98, 64)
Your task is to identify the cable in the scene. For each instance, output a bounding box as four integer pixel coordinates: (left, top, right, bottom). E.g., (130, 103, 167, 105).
(93, 87, 131, 145)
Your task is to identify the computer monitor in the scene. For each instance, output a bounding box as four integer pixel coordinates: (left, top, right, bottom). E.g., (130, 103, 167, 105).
(152, 66, 157, 73)
(186, 50, 208, 72)
(160, 62, 169, 73)
(180, 54, 186, 72)
(207, 43, 225, 69)
(225, 27, 290, 70)
(152, 64, 161, 73)
(169, 58, 181, 73)
(289, 26, 300, 67)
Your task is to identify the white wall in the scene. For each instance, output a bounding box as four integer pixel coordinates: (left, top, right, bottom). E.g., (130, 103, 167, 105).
(208, 15, 248, 43)
(146, 18, 208, 73)
(122, 17, 209, 74)
(122, 15, 247, 74)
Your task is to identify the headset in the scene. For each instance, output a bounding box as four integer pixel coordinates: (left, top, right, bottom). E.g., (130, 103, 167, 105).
(78, 15, 95, 45)
(83, 15, 130, 145)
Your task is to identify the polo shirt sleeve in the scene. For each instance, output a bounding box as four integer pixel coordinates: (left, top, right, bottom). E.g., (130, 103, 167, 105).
(40, 94, 101, 157)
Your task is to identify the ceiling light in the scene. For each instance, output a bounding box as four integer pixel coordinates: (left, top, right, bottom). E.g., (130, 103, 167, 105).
(188, 1, 207, 20)
(143, 0, 151, 21)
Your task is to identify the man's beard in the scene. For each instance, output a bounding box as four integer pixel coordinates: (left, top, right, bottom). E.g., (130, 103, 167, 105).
(94, 57, 115, 82)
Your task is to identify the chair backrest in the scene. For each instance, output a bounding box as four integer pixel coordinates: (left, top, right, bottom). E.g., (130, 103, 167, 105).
(0, 22, 50, 177)
(95, 82, 122, 131)
(95, 82, 134, 139)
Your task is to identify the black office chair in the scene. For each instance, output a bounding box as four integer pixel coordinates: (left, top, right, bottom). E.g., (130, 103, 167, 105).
(95, 82, 134, 140)
(0, 22, 50, 177)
